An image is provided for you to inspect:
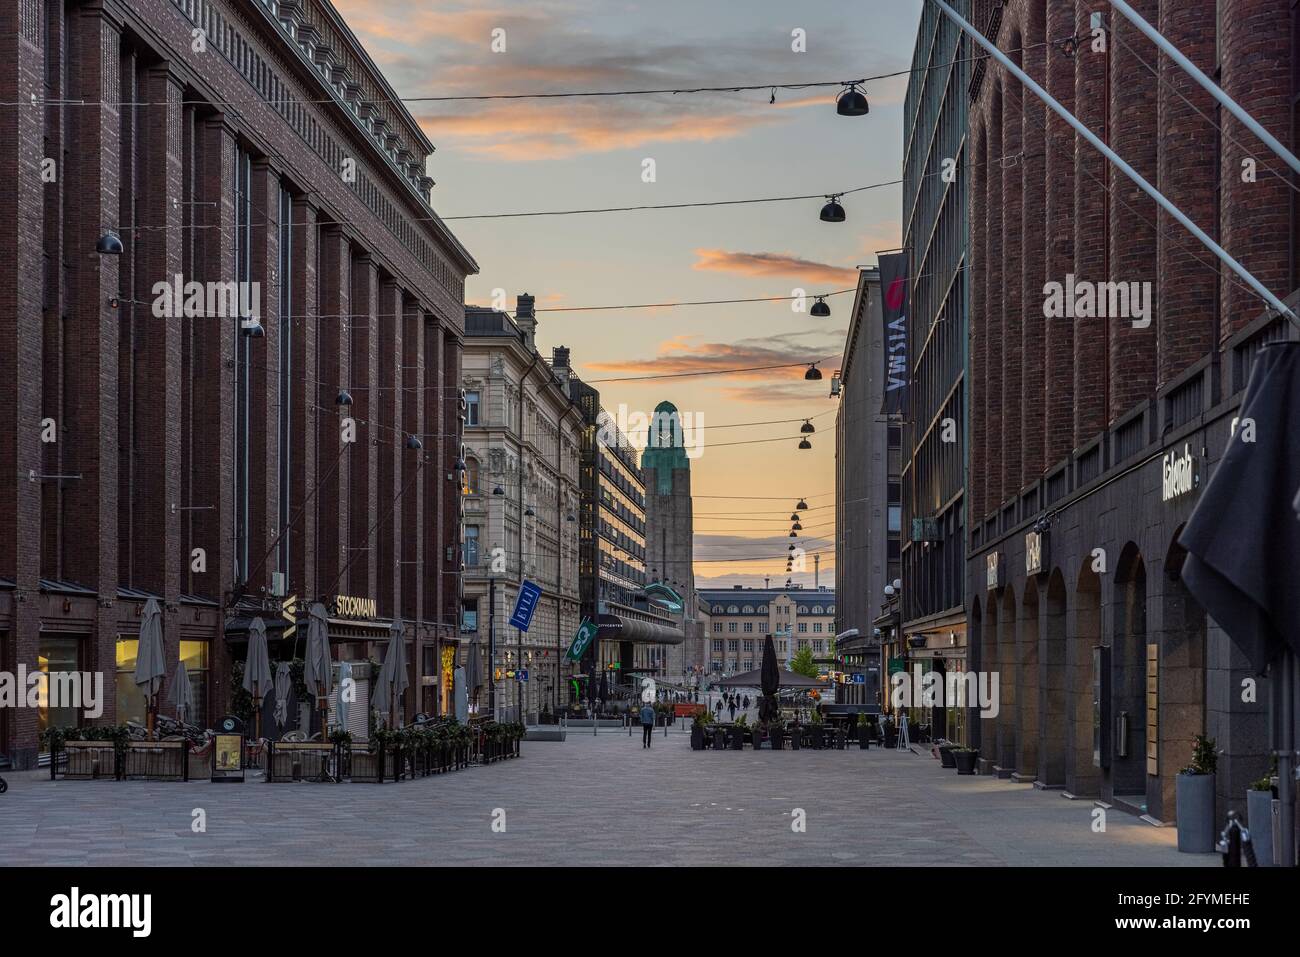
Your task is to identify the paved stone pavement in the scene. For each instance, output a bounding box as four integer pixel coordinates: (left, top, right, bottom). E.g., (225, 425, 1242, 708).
(0, 731, 1220, 866)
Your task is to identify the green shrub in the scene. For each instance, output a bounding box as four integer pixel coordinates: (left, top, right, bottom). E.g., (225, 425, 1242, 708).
(1181, 734, 1217, 775)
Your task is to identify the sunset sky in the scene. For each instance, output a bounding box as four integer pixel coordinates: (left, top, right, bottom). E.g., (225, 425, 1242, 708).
(334, 0, 925, 588)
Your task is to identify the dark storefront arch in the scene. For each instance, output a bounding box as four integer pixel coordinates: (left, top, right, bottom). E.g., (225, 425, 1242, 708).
(1112, 542, 1148, 799)
(1070, 563, 1102, 796)
(1018, 576, 1040, 779)
(996, 583, 1018, 773)
(1040, 568, 1068, 788)
(1155, 529, 1206, 822)
(981, 592, 999, 762)
(971, 594, 986, 755)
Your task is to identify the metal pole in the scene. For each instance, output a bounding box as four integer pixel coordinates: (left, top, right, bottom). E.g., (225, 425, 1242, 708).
(928, 0, 1299, 328)
(1276, 648, 1296, 867)
(488, 577, 497, 719)
(1105, 0, 1300, 177)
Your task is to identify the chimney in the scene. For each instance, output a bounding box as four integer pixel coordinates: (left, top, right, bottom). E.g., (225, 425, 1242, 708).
(515, 293, 537, 351)
(551, 345, 571, 391)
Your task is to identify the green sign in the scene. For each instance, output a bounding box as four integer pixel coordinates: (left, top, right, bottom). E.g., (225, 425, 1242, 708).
(565, 618, 598, 661)
(887, 657, 907, 676)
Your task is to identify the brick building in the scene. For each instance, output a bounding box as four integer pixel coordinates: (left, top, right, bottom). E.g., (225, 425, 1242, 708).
(0, 0, 476, 767)
(965, 0, 1297, 824)
(701, 585, 837, 676)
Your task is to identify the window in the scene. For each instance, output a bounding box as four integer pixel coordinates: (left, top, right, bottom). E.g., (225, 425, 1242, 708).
(712, 640, 723, 652)
(727, 605, 739, 613)
(180, 640, 209, 723)
(742, 604, 753, 613)
(463, 526, 480, 568)
(461, 600, 478, 633)
(743, 660, 753, 671)
(798, 622, 807, 633)
(813, 623, 823, 633)
(115, 636, 148, 729)
(743, 622, 753, 632)
(743, 639, 754, 652)
(41, 634, 83, 746)
(727, 622, 737, 632)
(813, 640, 824, 653)
(713, 622, 722, 633)
(813, 605, 823, 614)
(465, 458, 479, 494)
(727, 640, 739, 653)
(888, 504, 902, 533)
(759, 622, 768, 633)
(464, 391, 480, 426)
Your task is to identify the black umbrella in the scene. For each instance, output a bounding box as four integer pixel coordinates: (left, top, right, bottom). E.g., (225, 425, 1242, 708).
(1179, 341, 1300, 867)
(759, 635, 781, 721)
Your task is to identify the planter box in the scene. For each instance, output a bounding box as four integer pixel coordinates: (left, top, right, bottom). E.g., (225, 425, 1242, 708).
(711, 728, 727, 750)
(789, 730, 802, 750)
(690, 726, 706, 751)
(857, 727, 872, 750)
(728, 728, 744, 750)
(939, 745, 957, 769)
(1247, 789, 1275, 867)
(1176, 773, 1216, 853)
(770, 730, 785, 750)
(883, 731, 899, 749)
(953, 750, 978, 774)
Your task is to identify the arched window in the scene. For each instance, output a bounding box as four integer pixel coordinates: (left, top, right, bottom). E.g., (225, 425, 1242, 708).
(742, 605, 754, 613)
(465, 457, 480, 494)
(727, 605, 739, 614)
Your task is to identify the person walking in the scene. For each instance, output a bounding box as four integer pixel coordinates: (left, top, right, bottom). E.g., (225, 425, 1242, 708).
(640, 701, 656, 748)
(728, 698, 737, 722)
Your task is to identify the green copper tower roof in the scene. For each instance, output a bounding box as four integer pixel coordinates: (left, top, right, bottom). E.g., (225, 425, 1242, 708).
(641, 401, 689, 495)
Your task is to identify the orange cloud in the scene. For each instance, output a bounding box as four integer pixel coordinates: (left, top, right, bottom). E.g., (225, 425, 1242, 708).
(692, 249, 858, 287)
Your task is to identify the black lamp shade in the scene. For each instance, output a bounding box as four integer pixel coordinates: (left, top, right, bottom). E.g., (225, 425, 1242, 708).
(810, 298, 831, 318)
(836, 87, 870, 116)
(336, 390, 354, 406)
(792, 522, 802, 531)
(406, 435, 423, 451)
(493, 485, 505, 496)
(790, 513, 800, 522)
(819, 198, 846, 223)
(798, 438, 812, 450)
(525, 506, 535, 517)
(796, 499, 809, 511)
(800, 420, 815, 434)
(240, 319, 265, 338)
(96, 232, 124, 255)
(804, 365, 822, 381)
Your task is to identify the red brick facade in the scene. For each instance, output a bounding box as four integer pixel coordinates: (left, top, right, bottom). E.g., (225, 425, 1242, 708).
(0, 0, 476, 767)
(969, 0, 1298, 524)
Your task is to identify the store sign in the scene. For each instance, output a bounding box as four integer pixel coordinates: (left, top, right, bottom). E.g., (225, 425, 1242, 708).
(985, 552, 1003, 591)
(331, 594, 377, 619)
(1025, 530, 1045, 576)
(1161, 443, 1197, 502)
(509, 580, 542, 632)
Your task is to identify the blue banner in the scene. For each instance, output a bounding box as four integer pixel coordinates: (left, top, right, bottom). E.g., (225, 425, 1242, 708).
(509, 580, 542, 632)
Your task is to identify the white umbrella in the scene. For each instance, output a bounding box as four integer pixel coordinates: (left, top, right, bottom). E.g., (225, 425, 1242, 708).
(373, 618, 409, 728)
(336, 660, 353, 736)
(134, 598, 166, 737)
(242, 618, 273, 739)
(272, 662, 292, 730)
(454, 666, 468, 722)
(171, 660, 194, 724)
(304, 602, 333, 738)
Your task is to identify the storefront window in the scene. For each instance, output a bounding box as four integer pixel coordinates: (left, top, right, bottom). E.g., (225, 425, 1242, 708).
(115, 637, 148, 728)
(180, 640, 208, 725)
(38, 634, 82, 748)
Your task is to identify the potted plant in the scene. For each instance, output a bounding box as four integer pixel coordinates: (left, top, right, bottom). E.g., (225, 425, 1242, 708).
(882, 716, 899, 749)
(938, 742, 957, 768)
(952, 747, 978, 774)
(690, 710, 708, 751)
(769, 720, 785, 750)
(729, 715, 745, 750)
(1247, 763, 1276, 867)
(1176, 734, 1218, 853)
(711, 720, 727, 750)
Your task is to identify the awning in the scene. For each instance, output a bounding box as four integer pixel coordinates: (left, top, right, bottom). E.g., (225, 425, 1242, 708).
(598, 614, 684, 645)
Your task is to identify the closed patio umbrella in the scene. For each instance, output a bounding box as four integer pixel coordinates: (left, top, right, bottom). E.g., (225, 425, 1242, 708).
(304, 602, 333, 739)
(171, 660, 194, 725)
(759, 635, 781, 722)
(242, 618, 273, 740)
(373, 618, 409, 729)
(454, 665, 468, 722)
(134, 598, 166, 738)
(336, 660, 353, 736)
(463, 633, 483, 713)
(272, 661, 292, 731)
